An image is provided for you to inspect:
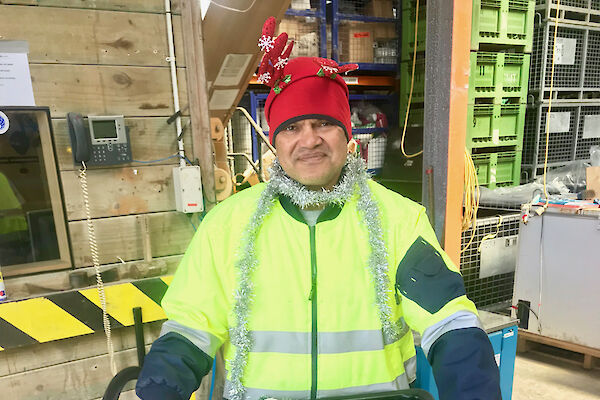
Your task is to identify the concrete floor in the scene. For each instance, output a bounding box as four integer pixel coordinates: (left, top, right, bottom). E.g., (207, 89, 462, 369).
(512, 351, 600, 400)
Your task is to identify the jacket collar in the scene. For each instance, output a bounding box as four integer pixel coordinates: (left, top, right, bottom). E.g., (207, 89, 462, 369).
(278, 195, 343, 225)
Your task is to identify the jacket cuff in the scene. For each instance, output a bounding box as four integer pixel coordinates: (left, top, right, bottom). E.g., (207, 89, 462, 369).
(136, 382, 183, 400)
(135, 331, 213, 400)
(428, 327, 501, 400)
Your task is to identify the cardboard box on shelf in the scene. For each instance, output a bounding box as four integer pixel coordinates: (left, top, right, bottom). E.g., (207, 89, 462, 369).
(587, 166, 600, 198)
(364, 0, 395, 18)
(340, 22, 374, 63)
(371, 22, 396, 40)
(278, 17, 320, 57)
(339, 21, 397, 63)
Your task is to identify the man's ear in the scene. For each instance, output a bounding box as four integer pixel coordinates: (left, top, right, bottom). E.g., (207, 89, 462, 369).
(347, 139, 358, 155)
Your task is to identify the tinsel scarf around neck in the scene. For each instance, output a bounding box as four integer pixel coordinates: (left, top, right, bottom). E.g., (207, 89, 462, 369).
(227, 155, 400, 400)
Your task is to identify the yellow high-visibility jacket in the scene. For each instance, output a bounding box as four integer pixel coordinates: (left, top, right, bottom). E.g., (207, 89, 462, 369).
(159, 180, 480, 399)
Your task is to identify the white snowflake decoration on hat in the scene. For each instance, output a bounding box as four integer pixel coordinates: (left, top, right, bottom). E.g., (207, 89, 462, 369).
(258, 72, 272, 84)
(274, 56, 289, 70)
(258, 35, 275, 52)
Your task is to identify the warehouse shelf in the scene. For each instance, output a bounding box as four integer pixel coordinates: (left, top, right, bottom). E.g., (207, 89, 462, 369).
(529, 21, 600, 100)
(352, 127, 387, 134)
(536, 0, 600, 27)
(523, 102, 600, 178)
(247, 91, 396, 175)
(250, 73, 397, 86)
(332, 0, 399, 69)
(279, 0, 328, 59)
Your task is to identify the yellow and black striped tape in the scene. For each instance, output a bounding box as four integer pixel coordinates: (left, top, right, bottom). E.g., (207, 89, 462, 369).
(0, 276, 173, 351)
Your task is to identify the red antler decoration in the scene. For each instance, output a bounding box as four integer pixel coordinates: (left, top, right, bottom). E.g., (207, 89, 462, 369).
(257, 17, 359, 90)
(257, 17, 294, 87)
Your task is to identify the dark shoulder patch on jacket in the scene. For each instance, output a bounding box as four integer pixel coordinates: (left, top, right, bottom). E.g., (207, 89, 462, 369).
(396, 236, 466, 314)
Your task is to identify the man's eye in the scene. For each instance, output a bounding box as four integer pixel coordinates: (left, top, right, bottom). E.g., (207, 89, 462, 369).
(320, 121, 331, 127)
(285, 125, 296, 131)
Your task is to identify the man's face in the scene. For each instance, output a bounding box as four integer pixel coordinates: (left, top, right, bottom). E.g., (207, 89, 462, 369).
(275, 119, 348, 190)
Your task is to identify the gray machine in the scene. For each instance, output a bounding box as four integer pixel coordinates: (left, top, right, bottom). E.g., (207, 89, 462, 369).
(512, 208, 600, 349)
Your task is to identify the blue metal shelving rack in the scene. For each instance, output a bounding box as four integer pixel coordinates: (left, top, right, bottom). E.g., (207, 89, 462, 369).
(249, 92, 396, 162)
(331, 0, 399, 71)
(285, 0, 328, 59)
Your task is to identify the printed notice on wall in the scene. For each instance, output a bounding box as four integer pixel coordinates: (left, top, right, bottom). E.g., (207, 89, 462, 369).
(0, 41, 35, 106)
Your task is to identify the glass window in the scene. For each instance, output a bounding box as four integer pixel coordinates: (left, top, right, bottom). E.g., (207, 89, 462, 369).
(0, 108, 70, 275)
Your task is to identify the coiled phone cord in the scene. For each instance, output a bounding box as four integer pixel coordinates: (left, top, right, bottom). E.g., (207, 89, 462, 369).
(79, 161, 117, 375)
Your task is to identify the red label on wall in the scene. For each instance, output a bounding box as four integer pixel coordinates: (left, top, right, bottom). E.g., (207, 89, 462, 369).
(188, 203, 198, 207)
(353, 32, 371, 38)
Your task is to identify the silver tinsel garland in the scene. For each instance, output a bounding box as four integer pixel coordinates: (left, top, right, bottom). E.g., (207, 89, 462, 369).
(228, 155, 398, 400)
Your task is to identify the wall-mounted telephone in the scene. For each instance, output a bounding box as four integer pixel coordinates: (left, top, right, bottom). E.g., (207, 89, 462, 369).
(67, 113, 132, 166)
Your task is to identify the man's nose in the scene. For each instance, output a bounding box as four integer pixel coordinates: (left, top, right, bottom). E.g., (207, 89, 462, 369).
(298, 124, 323, 147)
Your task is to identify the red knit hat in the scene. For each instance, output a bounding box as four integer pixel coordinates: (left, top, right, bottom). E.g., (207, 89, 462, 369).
(257, 17, 358, 145)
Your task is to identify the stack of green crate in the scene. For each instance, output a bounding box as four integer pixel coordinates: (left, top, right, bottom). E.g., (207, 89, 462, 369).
(468, 0, 535, 188)
(399, 0, 426, 128)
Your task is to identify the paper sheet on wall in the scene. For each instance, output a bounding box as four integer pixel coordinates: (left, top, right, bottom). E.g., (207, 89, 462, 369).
(0, 41, 35, 106)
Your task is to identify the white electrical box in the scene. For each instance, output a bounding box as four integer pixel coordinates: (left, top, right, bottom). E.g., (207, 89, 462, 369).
(172, 166, 204, 213)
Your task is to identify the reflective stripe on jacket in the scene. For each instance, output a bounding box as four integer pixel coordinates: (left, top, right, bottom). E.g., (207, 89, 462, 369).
(161, 180, 478, 399)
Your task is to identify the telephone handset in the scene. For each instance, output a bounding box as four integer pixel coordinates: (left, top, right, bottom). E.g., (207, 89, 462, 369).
(66, 113, 132, 166)
(67, 112, 91, 163)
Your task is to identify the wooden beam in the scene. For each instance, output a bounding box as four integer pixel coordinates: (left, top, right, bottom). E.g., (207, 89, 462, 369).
(0, 5, 185, 66)
(0, 322, 162, 378)
(40, 111, 69, 256)
(29, 64, 188, 118)
(60, 165, 176, 221)
(0, 339, 155, 399)
(444, 0, 473, 265)
(518, 330, 600, 358)
(202, 0, 292, 123)
(180, 0, 217, 207)
(0, 0, 182, 13)
(3, 255, 181, 300)
(69, 211, 194, 267)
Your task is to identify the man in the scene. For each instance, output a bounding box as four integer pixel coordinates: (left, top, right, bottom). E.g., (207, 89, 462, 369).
(136, 19, 501, 400)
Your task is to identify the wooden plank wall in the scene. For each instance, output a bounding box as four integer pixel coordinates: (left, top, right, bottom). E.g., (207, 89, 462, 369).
(0, 0, 196, 269)
(0, 1, 200, 398)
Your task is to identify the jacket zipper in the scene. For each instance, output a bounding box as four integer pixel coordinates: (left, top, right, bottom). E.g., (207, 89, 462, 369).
(308, 225, 317, 400)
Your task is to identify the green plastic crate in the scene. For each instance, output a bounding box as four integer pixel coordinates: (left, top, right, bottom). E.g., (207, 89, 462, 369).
(472, 150, 522, 188)
(467, 102, 526, 149)
(471, 0, 535, 52)
(468, 51, 530, 103)
(400, 105, 425, 128)
(400, 57, 425, 105)
(401, 4, 426, 61)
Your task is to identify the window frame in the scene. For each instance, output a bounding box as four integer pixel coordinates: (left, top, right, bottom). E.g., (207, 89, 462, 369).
(0, 106, 72, 277)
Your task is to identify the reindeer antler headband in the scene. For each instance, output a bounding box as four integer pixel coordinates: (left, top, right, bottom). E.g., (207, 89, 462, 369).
(258, 17, 359, 143)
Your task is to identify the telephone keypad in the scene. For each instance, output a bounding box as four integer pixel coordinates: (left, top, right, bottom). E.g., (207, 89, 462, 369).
(88, 143, 132, 166)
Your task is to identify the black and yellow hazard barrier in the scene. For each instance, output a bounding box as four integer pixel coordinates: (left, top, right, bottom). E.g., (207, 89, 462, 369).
(0, 276, 173, 351)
